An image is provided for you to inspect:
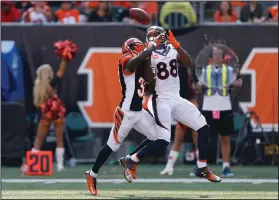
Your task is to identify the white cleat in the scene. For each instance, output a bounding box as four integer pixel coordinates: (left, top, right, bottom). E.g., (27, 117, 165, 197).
(189, 172, 195, 177)
(57, 165, 65, 172)
(20, 164, 27, 176)
(160, 168, 173, 175)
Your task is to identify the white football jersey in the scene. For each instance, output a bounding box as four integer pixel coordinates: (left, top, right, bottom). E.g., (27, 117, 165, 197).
(150, 44, 180, 98)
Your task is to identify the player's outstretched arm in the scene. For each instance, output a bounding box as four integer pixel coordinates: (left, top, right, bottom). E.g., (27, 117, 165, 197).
(56, 59, 67, 78)
(167, 30, 193, 68)
(124, 46, 156, 74)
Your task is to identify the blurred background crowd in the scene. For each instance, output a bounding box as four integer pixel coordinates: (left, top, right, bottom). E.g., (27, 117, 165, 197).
(1, 1, 278, 26)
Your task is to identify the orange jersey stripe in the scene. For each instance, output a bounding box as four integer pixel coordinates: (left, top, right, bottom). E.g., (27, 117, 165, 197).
(113, 107, 124, 144)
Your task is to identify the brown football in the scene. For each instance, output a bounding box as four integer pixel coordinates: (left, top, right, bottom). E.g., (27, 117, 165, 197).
(129, 8, 151, 25)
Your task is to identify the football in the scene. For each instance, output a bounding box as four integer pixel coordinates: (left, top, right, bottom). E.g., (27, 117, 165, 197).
(129, 8, 151, 25)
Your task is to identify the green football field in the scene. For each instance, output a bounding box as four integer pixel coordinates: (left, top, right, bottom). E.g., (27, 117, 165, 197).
(1, 164, 278, 199)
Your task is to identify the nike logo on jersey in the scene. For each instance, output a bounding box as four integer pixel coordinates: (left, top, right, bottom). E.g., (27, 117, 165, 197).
(161, 56, 172, 60)
(152, 54, 159, 59)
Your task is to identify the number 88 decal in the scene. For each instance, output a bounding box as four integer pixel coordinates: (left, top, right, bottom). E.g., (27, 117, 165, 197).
(156, 59, 178, 80)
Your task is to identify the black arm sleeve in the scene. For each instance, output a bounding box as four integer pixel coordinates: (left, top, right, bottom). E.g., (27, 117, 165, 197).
(144, 78, 156, 96)
(124, 46, 155, 73)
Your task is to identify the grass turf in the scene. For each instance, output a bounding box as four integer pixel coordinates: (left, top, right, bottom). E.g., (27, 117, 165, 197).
(1, 164, 278, 199)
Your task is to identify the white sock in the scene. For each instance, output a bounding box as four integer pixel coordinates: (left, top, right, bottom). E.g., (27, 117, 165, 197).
(31, 148, 39, 152)
(197, 160, 207, 168)
(166, 150, 179, 169)
(195, 150, 199, 160)
(56, 147, 65, 169)
(90, 169, 97, 177)
(223, 162, 230, 170)
(131, 153, 140, 162)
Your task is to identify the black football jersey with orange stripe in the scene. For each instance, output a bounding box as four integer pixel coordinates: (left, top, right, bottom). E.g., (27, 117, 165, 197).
(118, 53, 143, 111)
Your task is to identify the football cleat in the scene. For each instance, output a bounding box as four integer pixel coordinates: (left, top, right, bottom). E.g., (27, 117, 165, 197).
(160, 167, 173, 175)
(57, 164, 64, 172)
(20, 164, 27, 176)
(119, 156, 126, 168)
(84, 171, 98, 196)
(195, 166, 221, 183)
(124, 156, 137, 183)
(189, 168, 195, 177)
(221, 167, 234, 177)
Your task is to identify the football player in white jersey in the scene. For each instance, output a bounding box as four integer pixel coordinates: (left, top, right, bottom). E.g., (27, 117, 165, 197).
(123, 26, 221, 183)
(84, 38, 160, 196)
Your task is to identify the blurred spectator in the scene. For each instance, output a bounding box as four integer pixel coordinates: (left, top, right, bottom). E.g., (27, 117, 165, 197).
(138, 2, 158, 21)
(1, 1, 21, 22)
(115, 1, 157, 24)
(55, 1, 80, 24)
(267, 4, 278, 22)
(87, 1, 99, 9)
(87, 2, 112, 22)
(22, 2, 51, 24)
(230, 1, 246, 17)
(159, 2, 197, 29)
(240, 1, 266, 23)
(113, 1, 131, 10)
(14, 1, 32, 12)
(214, 1, 238, 22)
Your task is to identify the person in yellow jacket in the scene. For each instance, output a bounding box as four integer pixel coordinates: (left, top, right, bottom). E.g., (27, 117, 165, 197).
(159, 2, 197, 29)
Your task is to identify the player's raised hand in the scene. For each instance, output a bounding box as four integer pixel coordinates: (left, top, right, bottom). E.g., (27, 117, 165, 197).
(167, 30, 180, 49)
(146, 39, 160, 49)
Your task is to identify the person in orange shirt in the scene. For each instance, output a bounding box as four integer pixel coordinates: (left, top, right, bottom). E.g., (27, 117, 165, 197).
(267, 4, 278, 22)
(55, 1, 80, 24)
(113, 1, 131, 9)
(138, 2, 158, 21)
(214, 1, 238, 22)
(230, 1, 246, 8)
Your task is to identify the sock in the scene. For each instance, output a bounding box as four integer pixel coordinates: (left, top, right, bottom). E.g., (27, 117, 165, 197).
(92, 144, 113, 174)
(131, 153, 140, 162)
(197, 125, 210, 166)
(90, 169, 97, 177)
(56, 147, 65, 169)
(195, 149, 199, 160)
(197, 160, 207, 168)
(166, 150, 179, 169)
(223, 162, 230, 170)
(129, 138, 151, 156)
(137, 139, 169, 160)
(31, 148, 39, 152)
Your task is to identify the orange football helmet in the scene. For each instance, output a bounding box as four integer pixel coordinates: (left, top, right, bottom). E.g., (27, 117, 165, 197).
(122, 38, 144, 54)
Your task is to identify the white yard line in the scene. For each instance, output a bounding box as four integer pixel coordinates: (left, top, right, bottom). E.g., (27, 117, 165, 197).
(2, 178, 278, 184)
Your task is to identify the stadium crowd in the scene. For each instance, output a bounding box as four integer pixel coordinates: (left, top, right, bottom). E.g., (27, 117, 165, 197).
(1, 1, 278, 25)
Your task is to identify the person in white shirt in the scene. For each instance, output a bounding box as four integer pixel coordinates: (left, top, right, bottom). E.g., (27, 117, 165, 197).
(22, 2, 52, 24)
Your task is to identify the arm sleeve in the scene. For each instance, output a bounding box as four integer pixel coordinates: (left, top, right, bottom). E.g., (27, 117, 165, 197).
(124, 47, 155, 73)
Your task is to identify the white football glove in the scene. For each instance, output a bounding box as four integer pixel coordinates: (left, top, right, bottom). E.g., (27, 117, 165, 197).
(147, 40, 157, 48)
